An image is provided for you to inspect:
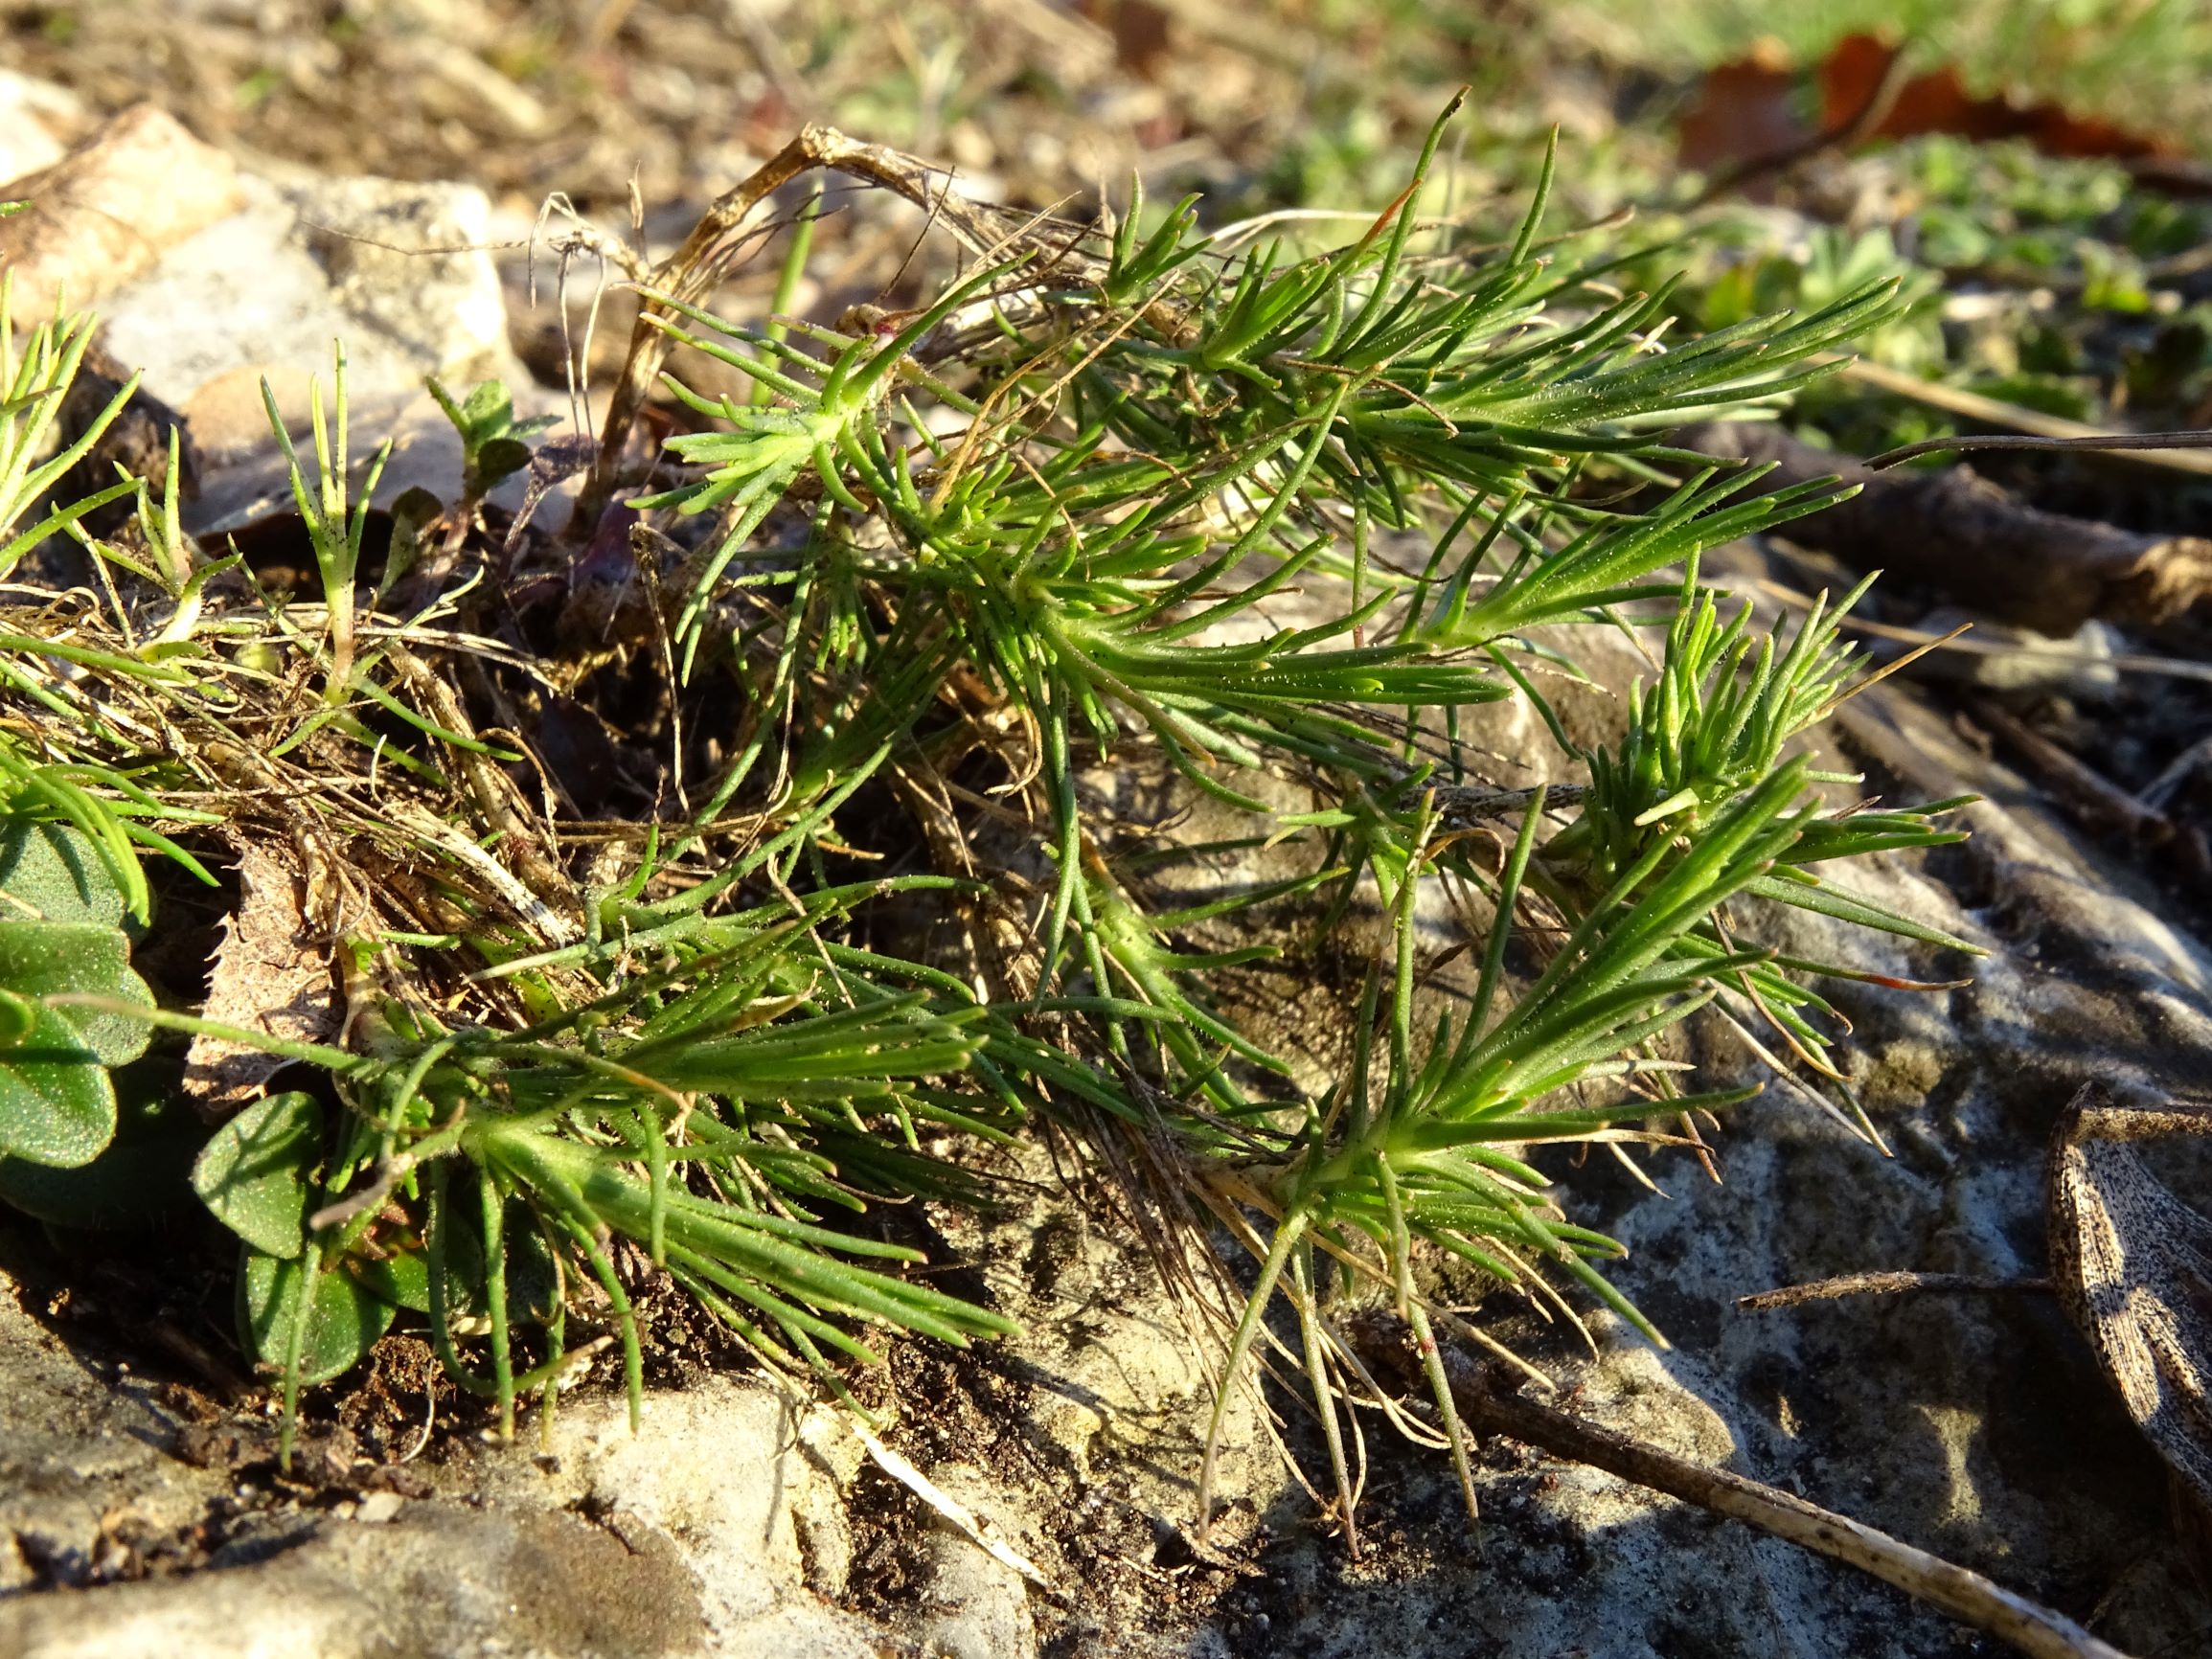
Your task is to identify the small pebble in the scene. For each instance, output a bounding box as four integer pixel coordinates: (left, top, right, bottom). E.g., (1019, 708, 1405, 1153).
(355, 1491, 405, 1525)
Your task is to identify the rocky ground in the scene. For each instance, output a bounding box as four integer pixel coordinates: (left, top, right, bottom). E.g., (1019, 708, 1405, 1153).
(5, 19, 2212, 1659)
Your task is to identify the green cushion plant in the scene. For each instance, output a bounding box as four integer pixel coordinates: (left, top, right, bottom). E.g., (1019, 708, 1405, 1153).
(0, 105, 1975, 1518)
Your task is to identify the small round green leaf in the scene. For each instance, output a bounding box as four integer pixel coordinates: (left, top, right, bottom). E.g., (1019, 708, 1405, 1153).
(191, 1091, 323, 1258)
(0, 898, 153, 1169)
(0, 821, 127, 929)
(344, 1247, 430, 1313)
(0, 1079, 200, 1229)
(0, 1000, 115, 1168)
(239, 1245, 395, 1388)
(472, 436, 534, 489)
(458, 378, 513, 432)
(0, 922, 154, 1066)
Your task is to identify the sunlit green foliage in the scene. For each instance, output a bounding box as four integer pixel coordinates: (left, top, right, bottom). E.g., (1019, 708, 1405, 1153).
(0, 104, 1976, 1516)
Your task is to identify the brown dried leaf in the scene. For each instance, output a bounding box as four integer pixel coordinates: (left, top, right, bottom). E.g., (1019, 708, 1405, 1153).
(1681, 31, 2186, 183)
(2047, 1083, 2212, 1509)
(1818, 33, 2180, 161)
(1080, 0, 1174, 80)
(183, 839, 336, 1116)
(1676, 40, 1800, 175)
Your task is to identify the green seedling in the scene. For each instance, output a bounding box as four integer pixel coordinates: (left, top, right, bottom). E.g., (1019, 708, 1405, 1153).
(427, 375, 560, 502)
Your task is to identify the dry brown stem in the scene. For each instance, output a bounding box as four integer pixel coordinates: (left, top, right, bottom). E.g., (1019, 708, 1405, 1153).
(572, 124, 1143, 531)
(1677, 420, 2212, 635)
(1357, 1315, 2135, 1659)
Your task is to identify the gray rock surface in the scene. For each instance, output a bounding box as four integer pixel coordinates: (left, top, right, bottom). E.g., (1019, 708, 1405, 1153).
(92, 166, 566, 535)
(0, 1314, 900, 1659)
(0, 1271, 228, 1598)
(5, 1501, 712, 1659)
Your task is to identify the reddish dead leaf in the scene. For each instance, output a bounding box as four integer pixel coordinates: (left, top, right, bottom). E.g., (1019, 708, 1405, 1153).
(1080, 0, 1174, 80)
(1818, 33, 2180, 160)
(2047, 1083, 2212, 1511)
(183, 839, 336, 1116)
(1676, 39, 1800, 175)
(1681, 31, 2186, 185)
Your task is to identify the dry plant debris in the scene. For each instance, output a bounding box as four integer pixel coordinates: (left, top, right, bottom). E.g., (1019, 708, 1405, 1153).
(1681, 420, 2212, 636)
(180, 836, 335, 1114)
(2047, 1084, 2212, 1517)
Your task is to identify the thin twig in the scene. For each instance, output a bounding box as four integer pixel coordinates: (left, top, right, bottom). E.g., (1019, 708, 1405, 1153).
(846, 1414, 1053, 1589)
(1684, 420, 2212, 637)
(1738, 1271, 2053, 1311)
(1357, 1316, 2134, 1659)
(308, 1152, 418, 1232)
(1836, 357, 2212, 479)
(1967, 696, 2178, 846)
(1755, 575, 2212, 687)
(2140, 732, 2212, 812)
(1867, 428, 2212, 472)
(1429, 781, 1588, 822)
